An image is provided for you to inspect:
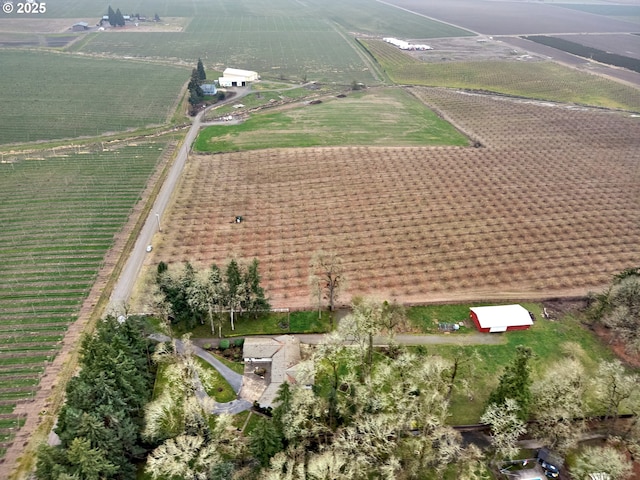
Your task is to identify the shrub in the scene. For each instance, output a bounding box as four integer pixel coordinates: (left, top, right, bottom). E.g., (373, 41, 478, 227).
(219, 339, 230, 350)
(234, 338, 245, 347)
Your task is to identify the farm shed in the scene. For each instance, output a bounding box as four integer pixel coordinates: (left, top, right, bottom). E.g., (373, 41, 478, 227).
(243, 335, 309, 408)
(469, 304, 533, 333)
(201, 84, 217, 95)
(72, 22, 89, 31)
(218, 67, 260, 87)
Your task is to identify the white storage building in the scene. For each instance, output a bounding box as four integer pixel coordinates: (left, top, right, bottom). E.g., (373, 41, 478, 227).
(218, 68, 260, 87)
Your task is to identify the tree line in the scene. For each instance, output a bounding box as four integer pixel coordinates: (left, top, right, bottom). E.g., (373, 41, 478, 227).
(36, 316, 155, 479)
(155, 259, 270, 336)
(34, 268, 640, 479)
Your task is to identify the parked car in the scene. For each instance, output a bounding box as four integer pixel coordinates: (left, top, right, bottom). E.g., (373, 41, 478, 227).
(537, 448, 561, 478)
(540, 459, 559, 478)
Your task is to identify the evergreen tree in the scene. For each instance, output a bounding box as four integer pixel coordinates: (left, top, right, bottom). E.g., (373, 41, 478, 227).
(488, 345, 534, 419)
(115, 8, 125, 26)
(244, 258, 270, 317)
(250, 418, 283, 467)
(187, 68, 203, 106)
(196, 58, 206, 81)
(36, 316, 154, 479)
(107, 5, 116, 26)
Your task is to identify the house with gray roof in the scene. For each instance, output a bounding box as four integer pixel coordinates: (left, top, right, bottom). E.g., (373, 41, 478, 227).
(242, 335, 308, 408)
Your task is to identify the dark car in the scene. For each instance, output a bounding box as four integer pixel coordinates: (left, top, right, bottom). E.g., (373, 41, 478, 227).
(537, 448, 562, 478)
(540, 459, 559, 478)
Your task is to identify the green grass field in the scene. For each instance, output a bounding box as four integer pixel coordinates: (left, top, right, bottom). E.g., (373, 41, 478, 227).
(0, 51, 186, 145)
(195, 87, 469, 152)
(407, 304, 617, 424)
(361, 39, 640, 111)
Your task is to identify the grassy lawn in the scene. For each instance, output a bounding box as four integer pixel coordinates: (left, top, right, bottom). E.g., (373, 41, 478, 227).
(152, 357, 236, 404)
(181, 310, 332, 338)
(194, 357, 236, 403)
(415, 306, 617, 424)
(194, 87, 469, 152)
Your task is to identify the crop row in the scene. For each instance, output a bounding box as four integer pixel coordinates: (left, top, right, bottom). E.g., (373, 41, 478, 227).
(0, 140, 173, 454)
(0, 51, 186, 144)
(153, 87, 640, 308)
(360, 39, 640, 111)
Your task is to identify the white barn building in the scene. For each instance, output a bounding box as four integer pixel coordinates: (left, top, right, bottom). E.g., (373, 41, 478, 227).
(218, 68, 260, 87)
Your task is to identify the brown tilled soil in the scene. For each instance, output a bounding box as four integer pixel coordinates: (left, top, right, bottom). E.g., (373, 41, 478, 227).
(137, 87, 640, 312)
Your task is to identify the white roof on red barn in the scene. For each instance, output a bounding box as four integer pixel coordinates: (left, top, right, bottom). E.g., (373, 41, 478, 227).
(470, 304, 533, 332)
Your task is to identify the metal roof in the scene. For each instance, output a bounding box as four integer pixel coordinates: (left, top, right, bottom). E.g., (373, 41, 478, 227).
(223, 67, 258, 78)
(470, 304, 533, 331)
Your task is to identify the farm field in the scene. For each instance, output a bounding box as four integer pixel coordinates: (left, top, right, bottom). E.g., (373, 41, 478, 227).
(360, 39, 640, 111)
(0, 51, 186, 145)
(141, 87, 640, 311)
(71, 24, 374, 84)
(383, 0, 640, 35)
(555, 33, 640, 61)
(0, 138, 174, 456)
(194, 87, 468, 152)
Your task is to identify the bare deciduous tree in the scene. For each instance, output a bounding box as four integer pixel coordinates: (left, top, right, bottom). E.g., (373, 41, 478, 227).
(530, 358, 587, 453)
(481, 398, 527, 460)
(309, 251, 346, 324)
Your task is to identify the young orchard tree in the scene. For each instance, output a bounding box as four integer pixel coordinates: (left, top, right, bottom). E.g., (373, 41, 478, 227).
(309, 251, 346, 326)
(530, 358, 587, 453)
(481, 398, 527, 460)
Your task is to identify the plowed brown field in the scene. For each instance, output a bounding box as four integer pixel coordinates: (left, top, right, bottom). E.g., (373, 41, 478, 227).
(147, 87, 640, 309)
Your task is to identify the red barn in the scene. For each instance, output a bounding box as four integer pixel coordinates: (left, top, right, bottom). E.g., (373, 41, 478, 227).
(469, 304, 533, 333)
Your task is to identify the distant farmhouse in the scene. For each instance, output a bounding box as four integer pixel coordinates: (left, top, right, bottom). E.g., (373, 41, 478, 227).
(200, 84, 217, 96)
(218, 68, 259, 87)
(71, 22, 89, 31)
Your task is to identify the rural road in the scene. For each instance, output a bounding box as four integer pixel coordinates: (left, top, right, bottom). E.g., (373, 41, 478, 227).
(108, 89, 250, 311)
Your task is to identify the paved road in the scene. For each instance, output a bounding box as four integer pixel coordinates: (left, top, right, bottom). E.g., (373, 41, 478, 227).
(150, 334, 252, 414)
(108, 89, 250, 311)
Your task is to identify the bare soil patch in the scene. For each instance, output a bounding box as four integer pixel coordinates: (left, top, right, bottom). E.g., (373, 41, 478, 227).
(0, 18, 90, 33)
(408, 36, 544, 63)
(140, 88, 640, 311)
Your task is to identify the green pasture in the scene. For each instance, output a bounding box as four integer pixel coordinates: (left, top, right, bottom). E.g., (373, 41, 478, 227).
(0, 51, 186, 145)
(195, 87, 468, 152)
(361, 39, 640, 111)
(407, 304, 616, 424)
(204, 85, 327, 120)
